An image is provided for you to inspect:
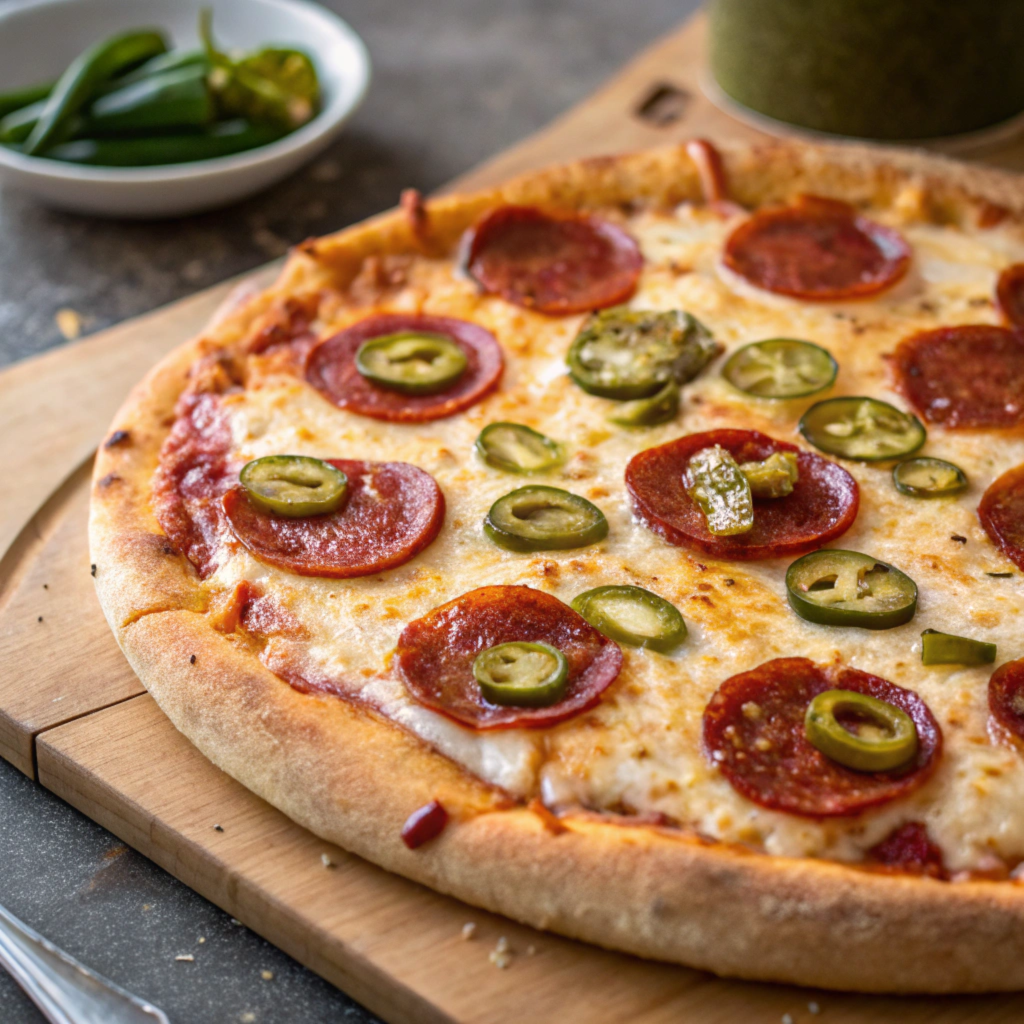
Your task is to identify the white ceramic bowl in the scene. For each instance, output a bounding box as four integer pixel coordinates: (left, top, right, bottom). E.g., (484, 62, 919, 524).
(0, 0, 370, 217)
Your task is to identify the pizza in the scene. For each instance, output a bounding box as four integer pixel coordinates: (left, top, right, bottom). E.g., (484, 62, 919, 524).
(90, 139, 1024, 993)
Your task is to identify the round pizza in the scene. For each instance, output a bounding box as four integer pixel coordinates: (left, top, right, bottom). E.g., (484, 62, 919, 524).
(90, 139, 1024, 993)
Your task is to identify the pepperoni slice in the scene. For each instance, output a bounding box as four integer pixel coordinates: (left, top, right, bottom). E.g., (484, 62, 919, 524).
(996, 264, 1024, 327)
(988, 658, 1024, 741)
(306, 314, 503, 423)
(223, 459, 444, 579)
(625, 429, 859, 561)
(722, 195, 911, 301)
(893, 324, 1024, 429)
(465, 205, 642, 316)
(867, 822, 946, 878)
(153, 392, 234, 579)
(702, 657, 942, 817)
(397, 585, 622, 730)
(979, 465, 1024, 570)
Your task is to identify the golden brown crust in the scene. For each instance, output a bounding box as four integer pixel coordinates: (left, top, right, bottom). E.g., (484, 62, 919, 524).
(91, 140, 1024, 993)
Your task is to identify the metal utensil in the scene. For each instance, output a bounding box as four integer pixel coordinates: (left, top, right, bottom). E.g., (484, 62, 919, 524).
(0, 902, 169, 1024)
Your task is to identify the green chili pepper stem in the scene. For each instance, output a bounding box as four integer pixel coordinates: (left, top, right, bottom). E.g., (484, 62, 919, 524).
(44, 119, 286, 167)
(0, 81, 54, 120)
(24, 30, 169, 155)
(920, 629, 996, 666)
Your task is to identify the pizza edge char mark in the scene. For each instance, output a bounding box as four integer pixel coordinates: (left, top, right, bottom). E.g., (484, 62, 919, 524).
(91, 140, 1024, 993)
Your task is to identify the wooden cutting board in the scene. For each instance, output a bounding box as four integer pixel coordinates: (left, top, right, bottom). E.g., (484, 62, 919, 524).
(4, 13, 1024, 1021)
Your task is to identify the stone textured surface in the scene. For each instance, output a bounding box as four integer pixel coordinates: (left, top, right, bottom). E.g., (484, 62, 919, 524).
(0, 0, 696, 1021)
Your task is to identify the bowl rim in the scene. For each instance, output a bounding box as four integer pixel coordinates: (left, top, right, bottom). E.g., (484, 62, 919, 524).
(0, 0, 370, 183)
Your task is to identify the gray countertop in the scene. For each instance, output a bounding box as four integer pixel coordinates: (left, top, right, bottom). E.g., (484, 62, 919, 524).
(0, 1, 697, 1022)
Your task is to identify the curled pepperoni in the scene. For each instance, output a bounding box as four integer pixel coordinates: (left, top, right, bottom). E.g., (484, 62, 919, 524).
(867, 822, 945, 878)
(223, 459, 444, 579)
(979, 465, 1024, 570)
(465, 205, 642, 316)
(722, 195, 911, 301)
(625, 429, 858, 561)
(703, 657, 942, 817)
(306, 314, 503, 423)
(989, 658, 1024, 741)
(996, 264, 1024, 327)
(893, 325, 1024, 429)
(153, 392, 234, 579)
(397, 585, 622, 730)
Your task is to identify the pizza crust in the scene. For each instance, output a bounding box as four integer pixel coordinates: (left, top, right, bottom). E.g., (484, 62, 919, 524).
(91, 139, 1024, 992)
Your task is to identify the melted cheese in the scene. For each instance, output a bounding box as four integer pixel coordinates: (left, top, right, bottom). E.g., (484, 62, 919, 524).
(205, 201, 1024, 871)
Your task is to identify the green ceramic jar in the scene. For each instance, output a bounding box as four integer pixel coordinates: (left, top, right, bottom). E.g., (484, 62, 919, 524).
(709, 0, 1024, 140)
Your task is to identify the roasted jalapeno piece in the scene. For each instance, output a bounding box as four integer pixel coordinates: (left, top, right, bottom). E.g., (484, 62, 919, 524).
(484, 485, 608, 552)
(893, 457, 968, 498)
(722, 339, 837, 399)
(472, 641, 568, 707)
(475, 422, 563, 473)
(239, 455, 347, 517)
(805, 689, 918, 772)
(571, 585, 687, 653)
(920, 629, 996, 666)
(607, 380, 680, 427)
(567, 307, 717, 400)
(740, 451, 799, 498)
(799, 397, 925, 461)
(355, 332, 468, 395)
(786, 549, 918, 630)
(684, 445, 754, 536)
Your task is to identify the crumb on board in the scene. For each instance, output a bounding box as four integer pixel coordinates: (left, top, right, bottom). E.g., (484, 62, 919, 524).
(321, 853, 335, 868)
(461, 921, 477, 940)
(808, 1003, 821, 1015)
(175, 954, 195, 963)
(239, 1014, 256, 1024)
(489, 936, 512, 968)
(55, 308, 83, 340)
(231, 918, 242, 926)
(142, 904, 152, 912)
(261, 970, 274, 981)
(213, 823, 223, 832)
(526, 944, 536, 956)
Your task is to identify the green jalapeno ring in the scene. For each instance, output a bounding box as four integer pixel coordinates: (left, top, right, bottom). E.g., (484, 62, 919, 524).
(239, 455, 347, 518)
(571, 585, 687, 653)
(921, 629, 997, 666)
(799, 396, 926, 462)
(893, 457, 969, 498)
(355, 331, 468, 395)
(567, 307, 718, 400)
(805, 689, 919, 773)
(786, 549, 918, 630)
(475, 422, 564, 473)
(472, 641, 569, 707)
(722, 339, 838, 400)
(484, 486, 608, 552)
(607, 380, 680, 428)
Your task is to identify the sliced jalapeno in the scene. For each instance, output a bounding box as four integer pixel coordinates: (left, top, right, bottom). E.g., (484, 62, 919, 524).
(472, 641, 568, 707)
(355, 332, 467, 395)
(739, 451, 799, 499)
(567, 308, 717, 400)
(921, 629, 996, 666)
(239, 455, 347, 518)
(786, 550, 918, 629)
(684, 445, 754, 536)
(799, 397, 925, 461)
(607, 380, 680, 427)
(571, 585, 687, 653)
(476, 422, 563, 473)
(805, 689, 918, 773)
(722, 339, 837, 399)
(484, 486, 608, 552)
(893, 457, 968, 498)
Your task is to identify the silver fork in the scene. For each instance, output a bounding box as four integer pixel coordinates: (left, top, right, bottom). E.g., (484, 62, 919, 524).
(0, 902, 169, 1024)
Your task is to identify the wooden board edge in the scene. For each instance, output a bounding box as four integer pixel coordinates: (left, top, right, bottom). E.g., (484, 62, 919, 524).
(35, 701, 456, 1024)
